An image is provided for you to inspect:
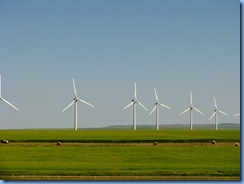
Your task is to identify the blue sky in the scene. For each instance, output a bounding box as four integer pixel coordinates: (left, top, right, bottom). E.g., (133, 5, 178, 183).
(0, 0, 240, 129)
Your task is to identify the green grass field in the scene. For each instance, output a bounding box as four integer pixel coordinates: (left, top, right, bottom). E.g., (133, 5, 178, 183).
(0, 129, 240, 180)
(0, 129, 240, 143)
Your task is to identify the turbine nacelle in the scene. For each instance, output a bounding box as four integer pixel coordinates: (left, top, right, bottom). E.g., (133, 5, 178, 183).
(123, 82, 148, 130)
(62, 79, 95, 130)
(180, 92, 203, 130)
(149, 88, 171, 130)
(209, 97, 228, 130)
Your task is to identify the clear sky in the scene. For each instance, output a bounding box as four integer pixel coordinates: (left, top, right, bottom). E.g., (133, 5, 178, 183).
(0, 0, 240, 129)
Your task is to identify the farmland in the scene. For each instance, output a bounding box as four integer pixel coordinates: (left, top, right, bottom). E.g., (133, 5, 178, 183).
(0, 129, 240, 180)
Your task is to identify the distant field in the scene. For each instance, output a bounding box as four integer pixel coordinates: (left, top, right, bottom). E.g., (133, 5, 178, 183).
(0, 129, 240, 180)
(0, 129, 240, 143)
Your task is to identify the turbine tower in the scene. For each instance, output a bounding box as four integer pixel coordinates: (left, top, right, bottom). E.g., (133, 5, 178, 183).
(209, 97, 228, 130)
(123, 83, 148, 130)
(180, 92, 204, 130)
(0, 75, 19, 111)
(62, 79, 94, 130)
(149, 88, 171, 130)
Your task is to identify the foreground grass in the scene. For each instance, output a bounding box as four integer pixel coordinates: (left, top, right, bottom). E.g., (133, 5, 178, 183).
(0, 129, 240, 180)
(0, 129, 240, 143)
(0, 144, 240, 178)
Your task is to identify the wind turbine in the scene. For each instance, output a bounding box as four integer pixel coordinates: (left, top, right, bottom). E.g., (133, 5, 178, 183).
(149, 88, 171, 130)
(180, 92, 204, 130)
(0, 75, 19, 111)
(123, 83, 148, 130)
(209, 97, 228, 130)
(62, 79, 94, 131)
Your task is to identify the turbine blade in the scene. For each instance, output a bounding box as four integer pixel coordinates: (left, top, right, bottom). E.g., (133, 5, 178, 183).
(209, 111, 217, 120)
(213, 97, 218, 109)
(180, 107, 190, 115)
(137, 101, 148, 111)
(190, 92, 193, 105)
(192, 107, 204, 115)
(72, 79, 77, 97)
(77, 98, 95, 107)
(62, 100, 75, 112)
(158, 103, 171, 109)
(154, 88, 159, 102)
(134, 82, 137, 100)
(123, 101, 134, 110)
(218, 110, 228, 116)
(234, 113, 240, 116)
(149, 105, 157, 115)
(1, 98, 19, 111)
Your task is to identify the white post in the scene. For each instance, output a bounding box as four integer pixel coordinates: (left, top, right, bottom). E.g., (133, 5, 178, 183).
(74, 101, 77, 131)
(190, 109, 193, 130)
(133, 103, 136, 130)
(156, 106, 159, 130)
(215, 113, 218, 130)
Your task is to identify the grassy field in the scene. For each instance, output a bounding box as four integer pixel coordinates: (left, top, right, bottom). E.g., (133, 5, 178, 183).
(0, 129, 240, 180)
(0, 129, 240, 143)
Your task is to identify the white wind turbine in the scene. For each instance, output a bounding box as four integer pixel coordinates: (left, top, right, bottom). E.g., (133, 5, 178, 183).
(180, 92, 204, 130)
(0, 75, 19, 111)
(123, 83, 148, 130)
(62, 79, 94, 130)
(149, 88, 171, 130)
(209, 97, 228, 130)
